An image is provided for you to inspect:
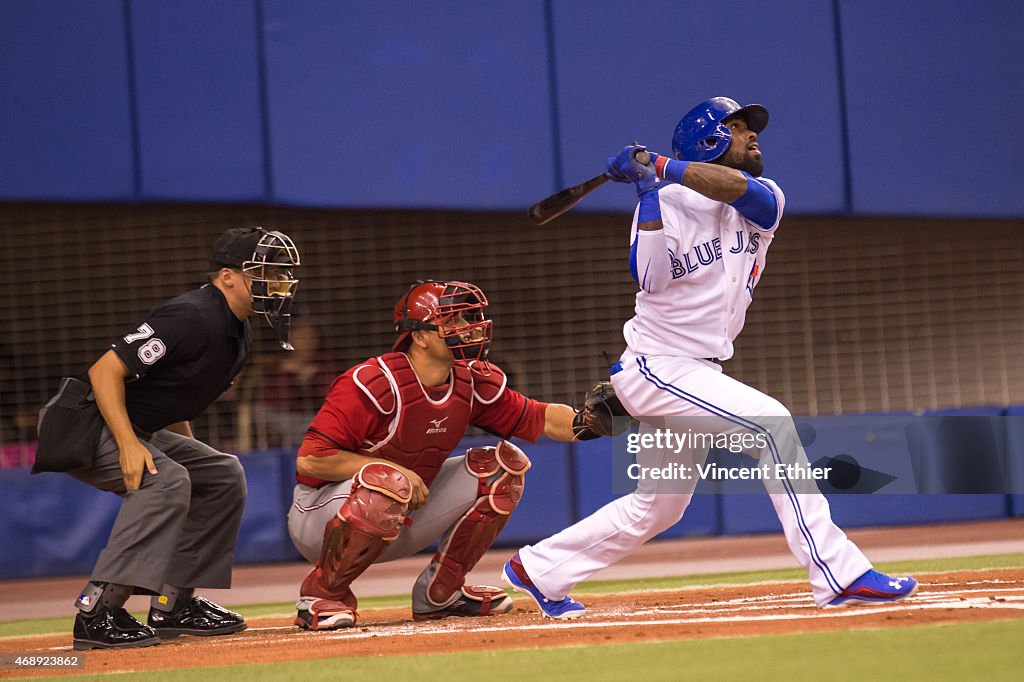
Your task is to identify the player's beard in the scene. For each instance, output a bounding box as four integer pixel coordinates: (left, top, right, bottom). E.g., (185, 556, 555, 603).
(734, 154, 764, 177)
(715, 152, 764, 178)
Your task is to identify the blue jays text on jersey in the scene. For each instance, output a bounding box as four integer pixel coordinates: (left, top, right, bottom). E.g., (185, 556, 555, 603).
(669, 230, 762, 280)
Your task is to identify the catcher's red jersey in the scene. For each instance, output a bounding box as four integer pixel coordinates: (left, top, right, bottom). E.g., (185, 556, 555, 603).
(298, 353, 546, 487)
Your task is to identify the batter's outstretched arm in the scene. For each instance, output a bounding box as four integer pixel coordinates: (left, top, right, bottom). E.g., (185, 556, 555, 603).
(680, 163, 749, 202)
(653, 154, 778, 228)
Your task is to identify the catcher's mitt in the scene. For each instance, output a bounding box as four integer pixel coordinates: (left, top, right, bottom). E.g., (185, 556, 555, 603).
(572, 380, 631, 440)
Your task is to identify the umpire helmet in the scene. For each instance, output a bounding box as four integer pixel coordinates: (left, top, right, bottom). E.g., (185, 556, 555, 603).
(671, 97, 769, 162)
(392, 280, 491, 363)
(211, 226, 301, 350)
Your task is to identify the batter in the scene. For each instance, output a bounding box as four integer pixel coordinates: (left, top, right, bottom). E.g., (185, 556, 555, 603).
(504, 97, 918, 615)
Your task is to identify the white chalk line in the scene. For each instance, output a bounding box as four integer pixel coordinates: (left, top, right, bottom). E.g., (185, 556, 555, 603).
(191, 596, 1024, 648)
(641, 586, 1024, 614)
(43, 580, 1024, 652)
(209, 597, 1024, 647)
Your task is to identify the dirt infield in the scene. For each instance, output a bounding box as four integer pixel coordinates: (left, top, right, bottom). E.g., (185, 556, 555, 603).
(2, 568, 1022, 678)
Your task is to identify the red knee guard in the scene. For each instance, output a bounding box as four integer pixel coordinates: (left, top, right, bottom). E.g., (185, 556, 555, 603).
(427, 441, 530, 606)
(300, 462, 411, 604)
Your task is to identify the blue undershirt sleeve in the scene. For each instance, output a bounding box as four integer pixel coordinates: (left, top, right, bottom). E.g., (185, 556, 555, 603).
(728, 174, 779, 230)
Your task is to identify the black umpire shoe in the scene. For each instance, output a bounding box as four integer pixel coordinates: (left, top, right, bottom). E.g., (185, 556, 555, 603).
(147, 596, 247, 638)
(73, 606, 160, 650)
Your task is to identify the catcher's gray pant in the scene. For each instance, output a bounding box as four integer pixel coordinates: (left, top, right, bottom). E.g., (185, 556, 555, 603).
(67, 427, 246, 594)
(288, 454, 486, 613)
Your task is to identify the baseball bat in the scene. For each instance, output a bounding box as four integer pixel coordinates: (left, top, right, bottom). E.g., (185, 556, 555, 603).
(527, 149, 651, 225)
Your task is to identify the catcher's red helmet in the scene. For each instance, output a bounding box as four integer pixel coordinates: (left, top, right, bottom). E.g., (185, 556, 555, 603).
(392, 280, 491, 362)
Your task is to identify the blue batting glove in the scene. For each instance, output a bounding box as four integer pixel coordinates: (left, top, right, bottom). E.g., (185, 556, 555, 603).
(607, 144, 658, 196)
(604, 155, 631, 183)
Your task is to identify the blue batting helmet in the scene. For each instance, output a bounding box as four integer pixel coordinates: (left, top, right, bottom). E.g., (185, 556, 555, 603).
(671, 97, 769, 162)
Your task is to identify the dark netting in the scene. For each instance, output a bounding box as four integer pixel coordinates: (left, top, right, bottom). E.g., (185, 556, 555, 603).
(2, 202, 1022, 461)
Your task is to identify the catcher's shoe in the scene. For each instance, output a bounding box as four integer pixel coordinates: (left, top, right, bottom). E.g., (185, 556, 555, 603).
(501, 553, 586, 620)
(73, 605, 160, 650)
(147, 596, 246, 638)
(825, 569, 918, 607)
(295, 598, 357, 630)
(412, 585, 514, 621)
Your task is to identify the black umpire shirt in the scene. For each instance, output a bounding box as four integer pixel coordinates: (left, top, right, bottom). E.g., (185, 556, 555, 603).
(107, 284, 252, 435)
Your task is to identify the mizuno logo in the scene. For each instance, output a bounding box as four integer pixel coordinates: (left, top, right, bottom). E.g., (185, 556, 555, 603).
(426, 417, 449, 434)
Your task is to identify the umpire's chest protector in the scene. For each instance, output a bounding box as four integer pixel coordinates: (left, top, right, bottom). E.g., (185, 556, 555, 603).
(353, 352, 474, 485)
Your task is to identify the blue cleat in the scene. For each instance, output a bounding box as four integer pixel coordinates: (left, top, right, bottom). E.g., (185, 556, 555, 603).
(501, 554, 586, 620)
(826, 569, 919, 607)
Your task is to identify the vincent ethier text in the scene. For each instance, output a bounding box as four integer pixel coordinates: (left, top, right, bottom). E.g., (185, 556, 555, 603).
(627, 462, 832, 481)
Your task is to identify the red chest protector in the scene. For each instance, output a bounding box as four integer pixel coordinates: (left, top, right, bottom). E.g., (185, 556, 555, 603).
(352, 353, 488, 485)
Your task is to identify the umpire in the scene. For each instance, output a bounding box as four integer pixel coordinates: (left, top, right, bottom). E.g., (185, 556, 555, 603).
(34, 227, 300, 650)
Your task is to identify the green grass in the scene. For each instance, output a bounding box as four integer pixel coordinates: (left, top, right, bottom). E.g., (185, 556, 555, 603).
(24, 620, 1024, 682)
(2, 552, 1020, 640)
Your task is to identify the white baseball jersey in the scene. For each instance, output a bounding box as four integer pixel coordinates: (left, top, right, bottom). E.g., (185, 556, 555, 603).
(624, 178, 785, 361)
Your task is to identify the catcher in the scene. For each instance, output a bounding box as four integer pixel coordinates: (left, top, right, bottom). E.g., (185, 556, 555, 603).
(286, 280, 626, 628)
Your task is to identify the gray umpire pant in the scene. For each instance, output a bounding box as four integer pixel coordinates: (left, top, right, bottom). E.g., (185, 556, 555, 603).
(288, 454, 495, 613)
(67, 427, 247, 594)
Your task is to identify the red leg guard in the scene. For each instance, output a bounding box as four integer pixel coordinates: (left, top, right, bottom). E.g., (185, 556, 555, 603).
(299, 463, 411, 607)
(426, 442, 530, 606)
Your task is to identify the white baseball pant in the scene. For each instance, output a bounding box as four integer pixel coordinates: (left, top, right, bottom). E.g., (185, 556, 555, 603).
(519, 352, 871, 607)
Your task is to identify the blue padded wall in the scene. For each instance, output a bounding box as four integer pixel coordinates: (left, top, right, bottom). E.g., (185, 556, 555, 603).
(0, 469, 121, 580)
(261, 0, 554, 208)
(719, 493, 1007, 537)
(234, 449, 300, 563)
(1003, 406, 1024, 516)
(0, 452, 306, 580)
(551, 0, 846, 216)
(129, 0, 266, 200)
(498, 438, 575, 545)
(0, 0, 135, 200)
(828, 495, 1008, 528)
(0, 426, 1017, 580)
(713, 409, 1012, 535)
(840, 1, 1024, 217)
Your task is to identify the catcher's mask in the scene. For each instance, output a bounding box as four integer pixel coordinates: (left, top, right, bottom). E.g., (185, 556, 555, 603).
(392, 280, 492, 364)
(211, 226, 301, 350)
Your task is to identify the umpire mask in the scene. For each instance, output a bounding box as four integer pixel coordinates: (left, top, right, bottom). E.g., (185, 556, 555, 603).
(212, 227, 301, 350)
